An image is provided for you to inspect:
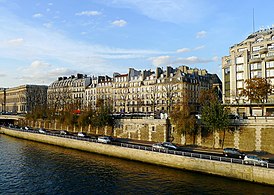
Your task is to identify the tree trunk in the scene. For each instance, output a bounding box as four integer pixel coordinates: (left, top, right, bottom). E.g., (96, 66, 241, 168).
(222, 129, 226, 149)
(212, 128, 215, 148)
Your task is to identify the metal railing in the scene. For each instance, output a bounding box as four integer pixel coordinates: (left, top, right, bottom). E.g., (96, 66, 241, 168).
(2, 126, 274, 169)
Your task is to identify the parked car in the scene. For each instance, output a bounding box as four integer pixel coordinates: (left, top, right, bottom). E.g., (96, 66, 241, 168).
(97, 136, 112, 144)
(152, 143, 166, 150)
(162, 142, 178, 150)
(77, 132, 89, 138)
(243, 155, 268, 166)
(223, 148, 245, 159)
(24, 126, 32, 130)
(60, 130, 69, 135)
(38, 128, 47, 134)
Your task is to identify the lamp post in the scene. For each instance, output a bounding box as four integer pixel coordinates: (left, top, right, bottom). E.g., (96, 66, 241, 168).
(235, 97, 239, 116)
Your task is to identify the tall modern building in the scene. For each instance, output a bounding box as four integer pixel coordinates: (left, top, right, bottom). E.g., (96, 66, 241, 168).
(222, 28, 274, 116)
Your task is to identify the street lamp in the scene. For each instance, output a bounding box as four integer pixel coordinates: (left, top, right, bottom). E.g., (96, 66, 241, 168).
(235, 97, 239, 116)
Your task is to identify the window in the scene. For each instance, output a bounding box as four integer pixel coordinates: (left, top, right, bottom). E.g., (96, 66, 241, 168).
(236, 57, 244, 64)
(236, 72, 243, 80)
(236, 64, 243, 72)
(237, 81, 243, 88)
(253, 46, 260, 52)
(238, 48, 247, 52)
(266, 61, 274, 68)
(250, 63, 262, 70)
(267, 69, 274, 77)
(250, 71, 262, 78)
(251, 53, 260, 59)
(256, 37, 263, 42)
(224, 67, 230, 74)
(268, 44, 274, 50)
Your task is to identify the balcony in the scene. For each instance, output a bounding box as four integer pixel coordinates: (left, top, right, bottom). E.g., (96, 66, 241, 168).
(259, 47, 268, 54)
(249, 57, 262, 63)
(265, 55, 274, 62)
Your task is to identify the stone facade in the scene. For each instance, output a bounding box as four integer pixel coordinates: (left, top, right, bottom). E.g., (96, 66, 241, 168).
(0, 85, 48, 114)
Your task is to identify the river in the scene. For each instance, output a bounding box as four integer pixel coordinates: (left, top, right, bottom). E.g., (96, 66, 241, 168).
(0, 134, 273, 194)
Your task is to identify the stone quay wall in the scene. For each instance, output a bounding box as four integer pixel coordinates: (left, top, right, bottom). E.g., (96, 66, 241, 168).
(19, 117, 274, 154)
(1, 127, 274, 186)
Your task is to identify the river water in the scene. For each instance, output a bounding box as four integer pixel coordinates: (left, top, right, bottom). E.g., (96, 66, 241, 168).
(0, 134, 274, 195)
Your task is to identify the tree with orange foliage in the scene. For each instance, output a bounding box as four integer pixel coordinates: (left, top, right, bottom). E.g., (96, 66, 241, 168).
(240, 77, 272, 116)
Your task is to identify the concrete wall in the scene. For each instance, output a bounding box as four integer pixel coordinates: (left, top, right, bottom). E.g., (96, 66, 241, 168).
(1, 127, 274, 186)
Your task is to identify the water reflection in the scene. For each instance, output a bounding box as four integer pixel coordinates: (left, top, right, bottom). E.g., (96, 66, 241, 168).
(0, 135, 274, 194)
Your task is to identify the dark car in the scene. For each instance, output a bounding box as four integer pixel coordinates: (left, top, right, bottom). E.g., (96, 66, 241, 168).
(223, 148, 245, 159)
(162, 142, 178, 150)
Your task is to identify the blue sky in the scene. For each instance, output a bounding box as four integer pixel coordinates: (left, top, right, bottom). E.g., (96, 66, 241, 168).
(1, 0, 274, 87)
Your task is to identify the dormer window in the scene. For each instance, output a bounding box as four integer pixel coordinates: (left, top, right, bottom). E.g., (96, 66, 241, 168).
(256, 37, 263, 42)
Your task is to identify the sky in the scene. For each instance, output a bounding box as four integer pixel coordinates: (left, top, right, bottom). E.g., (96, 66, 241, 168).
(1, 0, 274, 88)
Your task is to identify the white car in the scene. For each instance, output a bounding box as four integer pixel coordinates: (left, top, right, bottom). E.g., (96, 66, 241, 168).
(243, 155, 268, 166)
(38, 128, 47, 134)
(97, 136, 111, 144)
(77, 132, 88, 137)
(152, 143, 166, 150)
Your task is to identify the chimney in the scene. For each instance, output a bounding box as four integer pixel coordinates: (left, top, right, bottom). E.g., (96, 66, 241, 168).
(156, 67, 162, 78)
(167, 66, 172, 78)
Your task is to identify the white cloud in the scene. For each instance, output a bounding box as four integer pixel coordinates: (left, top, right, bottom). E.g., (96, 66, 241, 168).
(176, 46, 205, 53)
(112, 19, 127, 27)
(43, 22, 52, 28)
(196, 30, 207, 38)
(17, 61, 77, 85)
(193, 45, 205, 50)
(6, 38, 24, 46)
(212, 56, 219, 62)
(100, 0, 212, 24)
(150, 55, 172, 66)
(30, 60, 51, 69)
(48, 68, 77, 77)
(176, 48, 190, 53)
(75, 11, 102, 16)
(32, 13, 43, 18)
(149, 55, 218, 67)
(174, 56, 215, 64)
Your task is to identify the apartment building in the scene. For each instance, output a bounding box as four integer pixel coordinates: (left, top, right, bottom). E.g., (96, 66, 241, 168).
(222, 28, 274, 116)
(47, 65, 220, 116)
(0, 85, 47, 114)
(111, 66, 221, 116)
(47, 74, 91, 112)
(85, 75, 112, 110)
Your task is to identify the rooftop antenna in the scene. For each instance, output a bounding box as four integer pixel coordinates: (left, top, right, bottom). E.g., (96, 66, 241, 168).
(253, 8, 255, 33)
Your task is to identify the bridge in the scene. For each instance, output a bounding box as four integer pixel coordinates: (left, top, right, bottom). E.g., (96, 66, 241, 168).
(0, 114, 25, 124)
